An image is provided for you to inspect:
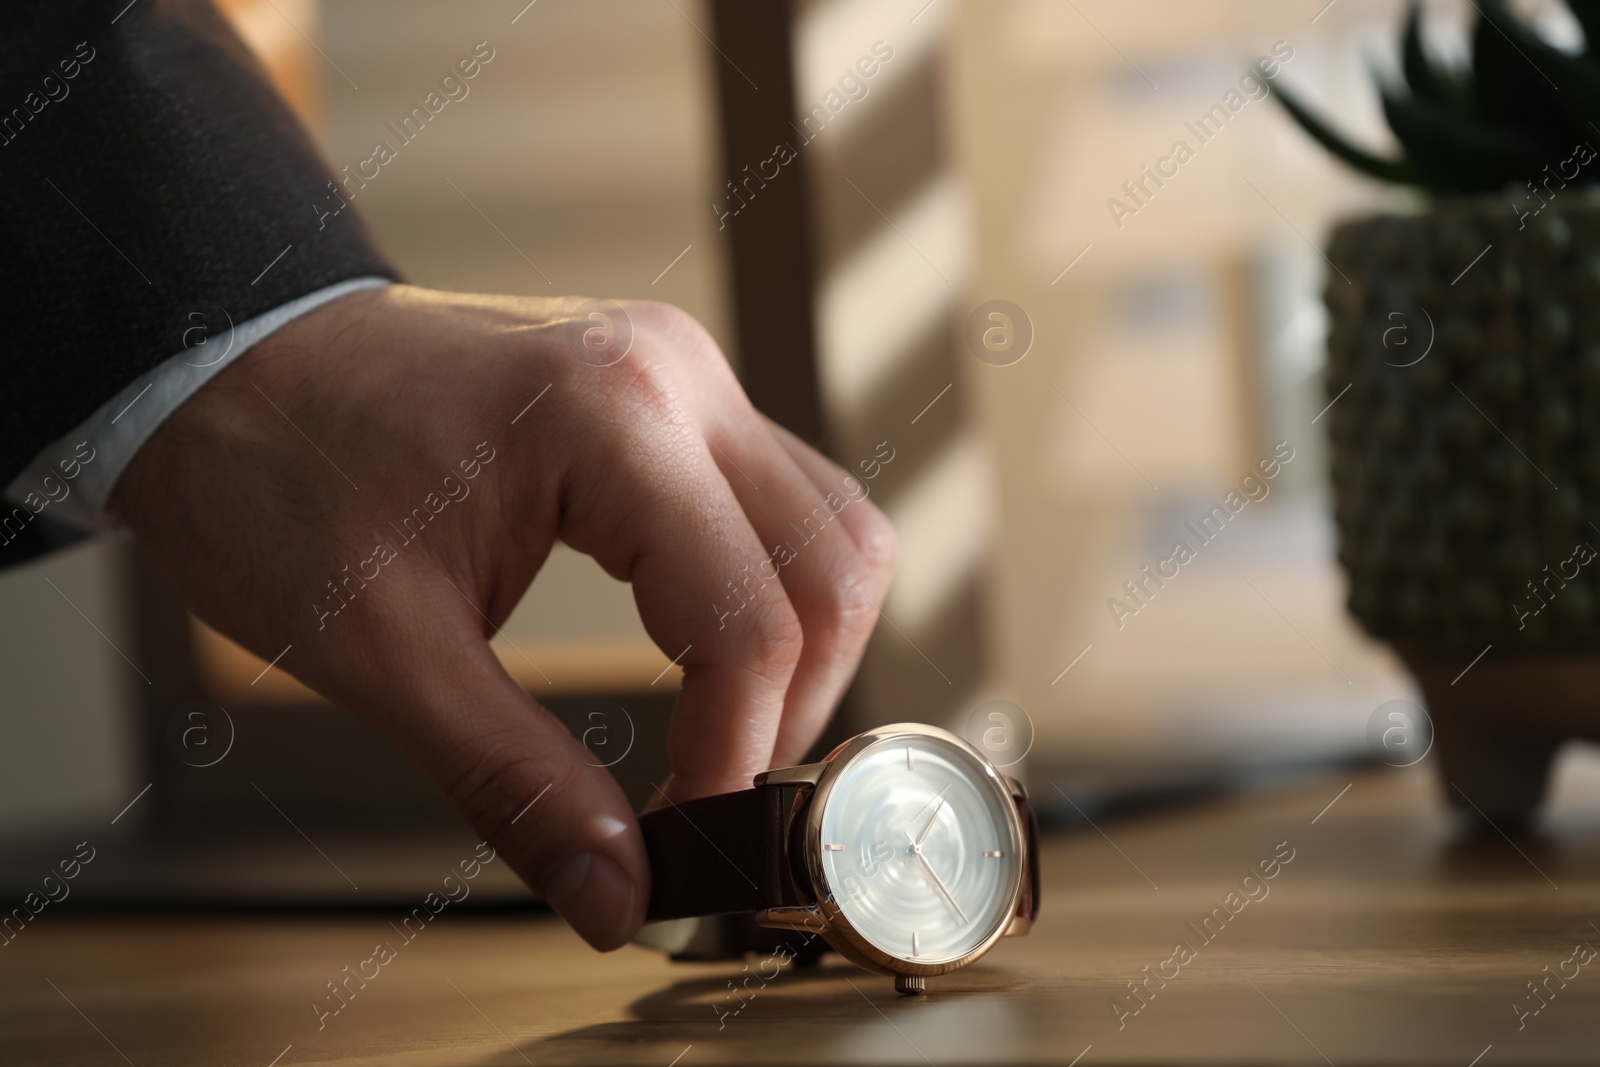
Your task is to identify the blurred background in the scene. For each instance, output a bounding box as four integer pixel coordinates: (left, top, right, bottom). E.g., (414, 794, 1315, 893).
(10, 0, 1576, 892)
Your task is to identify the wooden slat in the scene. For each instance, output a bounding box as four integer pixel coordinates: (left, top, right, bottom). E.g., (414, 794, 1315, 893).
(706, 0, 826, 443)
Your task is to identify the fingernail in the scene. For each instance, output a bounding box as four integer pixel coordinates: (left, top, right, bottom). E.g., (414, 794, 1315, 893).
(544, 851, 637, 952)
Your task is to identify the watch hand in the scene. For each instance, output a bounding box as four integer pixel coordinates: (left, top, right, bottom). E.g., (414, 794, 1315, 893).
(914, 852, 969, 924)
(913, 784, 952, 847)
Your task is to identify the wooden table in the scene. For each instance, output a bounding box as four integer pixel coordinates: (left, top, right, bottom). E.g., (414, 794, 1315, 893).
(6, 766, 1600, 1066)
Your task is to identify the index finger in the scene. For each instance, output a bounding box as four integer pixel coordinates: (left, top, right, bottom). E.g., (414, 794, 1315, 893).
(557, 362, 805, 802)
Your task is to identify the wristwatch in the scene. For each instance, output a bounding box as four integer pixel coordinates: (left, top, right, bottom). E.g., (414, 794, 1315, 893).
(636, 723, 1039, 994)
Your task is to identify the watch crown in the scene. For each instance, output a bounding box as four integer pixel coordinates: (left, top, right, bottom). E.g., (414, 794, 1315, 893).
(894, 975, 926, 996)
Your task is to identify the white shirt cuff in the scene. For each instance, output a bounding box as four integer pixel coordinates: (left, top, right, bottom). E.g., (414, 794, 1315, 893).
(4, 277, 392, 530)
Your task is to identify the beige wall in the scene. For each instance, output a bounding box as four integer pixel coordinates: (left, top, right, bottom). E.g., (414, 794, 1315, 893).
(946, 0, 1428, 783)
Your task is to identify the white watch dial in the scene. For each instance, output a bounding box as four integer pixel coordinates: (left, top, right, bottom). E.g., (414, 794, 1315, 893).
(818, 733, 1021, 965)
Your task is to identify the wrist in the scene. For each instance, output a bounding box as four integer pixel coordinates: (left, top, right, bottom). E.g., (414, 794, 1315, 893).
(109, 283, 391, 529)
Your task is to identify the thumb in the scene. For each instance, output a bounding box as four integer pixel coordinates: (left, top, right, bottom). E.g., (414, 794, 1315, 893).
(323, 587, 649, 951)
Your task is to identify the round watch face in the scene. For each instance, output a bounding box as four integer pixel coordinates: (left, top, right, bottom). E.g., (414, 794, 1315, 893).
(816, 730, 1022, 967)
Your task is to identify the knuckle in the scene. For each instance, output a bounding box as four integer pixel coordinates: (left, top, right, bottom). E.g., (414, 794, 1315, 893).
(739, 598, 806, 686)
(631, 301, 736, 379)
(822, 571, 881, 640)
(606, 353, 695, 434)
(632, 300, 711, 347)
(856, 502, 899, 572)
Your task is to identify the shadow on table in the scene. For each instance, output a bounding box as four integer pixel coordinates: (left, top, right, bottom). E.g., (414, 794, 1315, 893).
(479, 958, 1036, 1066)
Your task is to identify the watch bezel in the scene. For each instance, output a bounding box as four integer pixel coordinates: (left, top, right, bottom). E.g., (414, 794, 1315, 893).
(800, 722, 1025, 978)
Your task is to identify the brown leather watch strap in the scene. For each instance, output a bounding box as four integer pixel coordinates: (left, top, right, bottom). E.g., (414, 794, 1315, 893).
(640, 785, 805, 922)
(642, 912, 832, 964)
(1016, 793, 1041, 922)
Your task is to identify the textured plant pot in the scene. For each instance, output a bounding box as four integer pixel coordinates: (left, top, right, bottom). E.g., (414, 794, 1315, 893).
(1324, 191, 1600, 827)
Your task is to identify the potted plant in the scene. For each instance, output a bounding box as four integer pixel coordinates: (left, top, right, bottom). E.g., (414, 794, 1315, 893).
(1277, 0, 1600, 829)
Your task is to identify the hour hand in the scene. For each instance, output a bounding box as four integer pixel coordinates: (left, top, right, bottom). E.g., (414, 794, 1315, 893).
(912, 784, 952, 847)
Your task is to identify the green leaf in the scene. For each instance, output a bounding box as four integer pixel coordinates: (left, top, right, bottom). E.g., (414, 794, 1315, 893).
(1401, 1, 1472, 112)
(1568, 0, 1600, 61)
(1274, 0, 1600, 193)
(1381, 89, 1542, 191)
(1472, 0, 1567, 136)
(1476, 1, 1600, 153)
(1271, 80, 1419, 186)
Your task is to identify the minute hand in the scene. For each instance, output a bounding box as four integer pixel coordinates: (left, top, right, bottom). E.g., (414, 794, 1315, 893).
(914, 852, 969, 924)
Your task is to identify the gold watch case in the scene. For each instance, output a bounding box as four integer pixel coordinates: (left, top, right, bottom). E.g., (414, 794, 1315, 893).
(755, 722, 1028, 987)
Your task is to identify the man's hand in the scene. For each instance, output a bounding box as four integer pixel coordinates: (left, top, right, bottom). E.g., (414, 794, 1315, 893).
(110, 284, 896, 950)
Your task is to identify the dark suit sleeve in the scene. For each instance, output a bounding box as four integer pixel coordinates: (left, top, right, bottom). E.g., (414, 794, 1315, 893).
(0, 0, 398, 487)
